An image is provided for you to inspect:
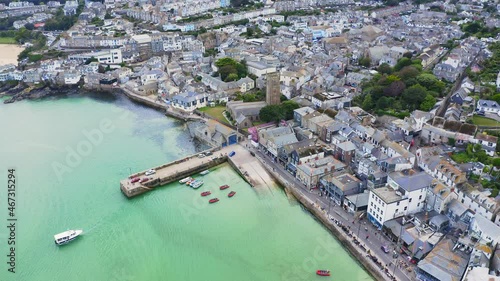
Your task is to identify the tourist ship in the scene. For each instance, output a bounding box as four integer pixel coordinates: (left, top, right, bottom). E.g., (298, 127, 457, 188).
(54, 229, 83, 245)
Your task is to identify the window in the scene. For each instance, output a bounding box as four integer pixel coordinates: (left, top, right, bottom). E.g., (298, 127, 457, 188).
(417, 203, 420, 207)
(404, 207, 407, 211)
(461, 199, 464, 203)
(395, 209, 399, 213)
(397, 201, 400, 206)
(409, 198, 412, 203)
(419, 195, 422, 200)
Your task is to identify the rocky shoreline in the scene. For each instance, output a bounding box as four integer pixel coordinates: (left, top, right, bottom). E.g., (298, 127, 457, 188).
(2, 83, 81, 104)
(1, 83, 116, 104)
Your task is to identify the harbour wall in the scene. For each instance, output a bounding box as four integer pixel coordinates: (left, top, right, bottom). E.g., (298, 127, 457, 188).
(120, 148, 226, 198)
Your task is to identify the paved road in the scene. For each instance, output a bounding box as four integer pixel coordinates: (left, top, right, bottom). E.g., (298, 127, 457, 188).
(250, 147, 416, 281)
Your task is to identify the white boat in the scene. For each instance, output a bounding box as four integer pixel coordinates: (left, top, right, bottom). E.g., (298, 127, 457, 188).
(179, 176, 193, 184)
(191, 180, 204, 189)
(200, 170, 210, 175)
(54, 229, 83, 245)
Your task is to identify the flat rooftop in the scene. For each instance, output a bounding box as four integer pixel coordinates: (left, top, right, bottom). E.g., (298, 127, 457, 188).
(372, 186, 403, 204)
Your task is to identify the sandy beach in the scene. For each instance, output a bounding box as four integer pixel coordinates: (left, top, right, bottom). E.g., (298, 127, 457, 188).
(0, 44, 24, 66)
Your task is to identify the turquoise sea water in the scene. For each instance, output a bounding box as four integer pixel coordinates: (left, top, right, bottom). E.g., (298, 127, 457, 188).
(0, 93, 372, 281)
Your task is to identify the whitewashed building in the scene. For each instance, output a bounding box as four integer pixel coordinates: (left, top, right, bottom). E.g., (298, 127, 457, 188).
(368, 171, 433, 228)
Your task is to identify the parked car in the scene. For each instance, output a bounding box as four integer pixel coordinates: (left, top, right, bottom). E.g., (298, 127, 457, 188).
(228, 151, 236, 157)
(140, 177, 150, 183)
(145, 169, 156, 176)
(131, 177, 140, 183)
(381, 245, 390, 253)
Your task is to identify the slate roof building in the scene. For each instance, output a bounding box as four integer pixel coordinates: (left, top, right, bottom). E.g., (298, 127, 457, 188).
(416, 239, 469, 281)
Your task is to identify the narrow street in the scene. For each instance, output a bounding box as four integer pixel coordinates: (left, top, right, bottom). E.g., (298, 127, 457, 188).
(250, 146, 416, 281)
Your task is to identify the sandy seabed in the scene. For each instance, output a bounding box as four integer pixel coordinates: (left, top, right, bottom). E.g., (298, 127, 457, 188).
(0, 44, 24, 66)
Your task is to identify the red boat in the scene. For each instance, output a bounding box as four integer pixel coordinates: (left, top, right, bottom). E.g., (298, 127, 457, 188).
(228, 191, 236, 198)
(220, 185, 229, 190)
(316, 270, 330, 276)
(209, 198, 219, 204)
(201, 191, 211, 197)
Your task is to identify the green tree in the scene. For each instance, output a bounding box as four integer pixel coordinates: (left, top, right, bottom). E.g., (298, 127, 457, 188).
(281, 100, 299, 120)
(225, 73, 239, 82)
(362, 94, 374, 110)
(397, 66, 420, 81)
(416, 73, 439, 88)
(259, 105, 285, 122)
(386, 74, 401, 84)
(376, 96, 393, 110)
(215, 57, 247, 80)
(402, 84, 428, 110)
(394, 57, 412, 72)
(219, 65, 237, 81)
(383, 80, 406, 97)
(416, 73, 445, 93)
(420, 94, 437, 111)
(377, 63, 392, 74)
(491, 94, 500, 105)
(491, 158, 500, 169)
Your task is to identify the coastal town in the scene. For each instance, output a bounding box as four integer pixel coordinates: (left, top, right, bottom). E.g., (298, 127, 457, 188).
(1, 0, 500, 280)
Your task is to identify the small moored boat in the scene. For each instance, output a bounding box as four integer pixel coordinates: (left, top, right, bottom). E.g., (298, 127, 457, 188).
(54, 229, 83, 245)
(179, 177, 192, 184)
(186, 179, 195, 185)
(200, 170, 210, 175)
(209, 198, 219, 204)
(316, 270, 330, 276)
(201, 191, 211, 196)
(220, 185, 229, 190)
(191, 180, 204, 189)
(228, 191, 236, 198)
